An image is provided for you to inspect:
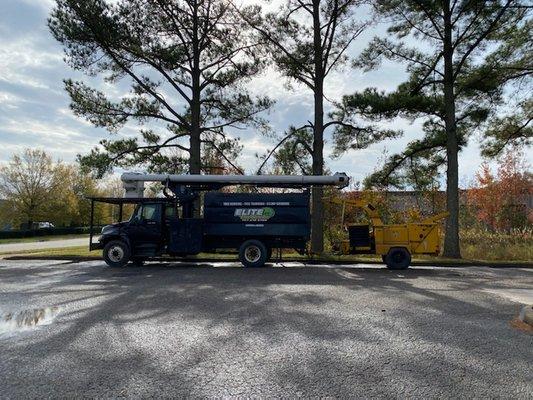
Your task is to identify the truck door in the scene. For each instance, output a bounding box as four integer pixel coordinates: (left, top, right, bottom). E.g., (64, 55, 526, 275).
(127, 203, 163, 256)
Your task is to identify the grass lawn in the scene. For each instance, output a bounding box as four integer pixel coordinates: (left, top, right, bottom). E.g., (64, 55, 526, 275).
(0, 246, 95, 257)
(0, 234, 89, 245)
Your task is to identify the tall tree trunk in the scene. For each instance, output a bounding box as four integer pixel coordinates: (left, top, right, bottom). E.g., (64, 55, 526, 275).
(310, 0, 325, 254)
(442, 0, 461, 258)
(27, 203, 35, 230)
(190, 0, 201, 217)
(190, 0, 201, 176)
(190, 101, 201, 176)
(311, 94, 325, 254)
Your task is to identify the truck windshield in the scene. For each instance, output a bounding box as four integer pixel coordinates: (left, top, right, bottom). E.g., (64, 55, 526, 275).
(142, 204, 159, 220)
(131, 204, 161, 222)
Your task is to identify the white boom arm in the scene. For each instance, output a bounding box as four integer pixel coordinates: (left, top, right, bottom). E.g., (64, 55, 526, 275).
(121, 172, 349, 198)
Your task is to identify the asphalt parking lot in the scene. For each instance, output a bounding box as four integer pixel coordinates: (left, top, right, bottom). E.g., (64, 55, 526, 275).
(1, 260, 532, 398)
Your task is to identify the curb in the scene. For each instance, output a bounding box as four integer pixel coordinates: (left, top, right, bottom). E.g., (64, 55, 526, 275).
(519, 305, 533, 326)
(2, 254, 532, 268)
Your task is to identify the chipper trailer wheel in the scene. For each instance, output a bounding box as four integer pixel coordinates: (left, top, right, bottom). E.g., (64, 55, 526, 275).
(103, 240, 131, 268)
(239, 240, 268, 268)
(385, 247, 411, 270)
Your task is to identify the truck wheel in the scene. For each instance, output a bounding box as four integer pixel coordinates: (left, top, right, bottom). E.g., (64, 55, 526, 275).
(385, 247, 411, 270)
(239, 240, 268, 268)
(103, 240, 131, 268)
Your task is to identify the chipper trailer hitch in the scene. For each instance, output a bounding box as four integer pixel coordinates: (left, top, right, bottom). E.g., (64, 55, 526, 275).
(89, 172, 349, 268)
(325, 197, 449, 269)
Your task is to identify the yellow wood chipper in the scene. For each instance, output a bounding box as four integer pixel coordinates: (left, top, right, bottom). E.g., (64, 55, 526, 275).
(326, 198, 449, 270)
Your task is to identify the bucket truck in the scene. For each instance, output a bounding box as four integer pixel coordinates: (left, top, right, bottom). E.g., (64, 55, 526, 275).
(88, 172, 349, 268)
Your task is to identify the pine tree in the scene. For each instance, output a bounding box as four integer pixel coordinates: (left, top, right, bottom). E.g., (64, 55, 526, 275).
(333, 0, 532, 257)
(49, 0, 271, 177)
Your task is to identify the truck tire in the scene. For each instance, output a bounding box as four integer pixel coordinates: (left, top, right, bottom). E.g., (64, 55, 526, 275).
(239, 240, 268, 268)
(103, 240, 131, 268)
(385, 247, 411, 270)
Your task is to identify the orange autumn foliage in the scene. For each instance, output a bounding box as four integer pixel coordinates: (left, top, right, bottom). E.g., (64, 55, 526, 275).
(467, 151, 532, 231)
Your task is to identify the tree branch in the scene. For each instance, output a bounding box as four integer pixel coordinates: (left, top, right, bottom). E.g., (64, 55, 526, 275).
(255, 124, 312, 174)
(97, 38, 190, 128)
(232, 1, 315, 81)
(324, 24, 365, 76)
(412, 0, 444, 39)
(453, 0, 514, 80)
(398, 9, 441, 40)
(201, 139, 244, 174)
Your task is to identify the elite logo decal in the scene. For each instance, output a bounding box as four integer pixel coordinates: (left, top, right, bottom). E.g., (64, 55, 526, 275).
(234, 207, 275, 221)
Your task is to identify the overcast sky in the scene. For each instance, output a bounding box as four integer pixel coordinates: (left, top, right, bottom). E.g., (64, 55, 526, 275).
(0, 0, 530, 186)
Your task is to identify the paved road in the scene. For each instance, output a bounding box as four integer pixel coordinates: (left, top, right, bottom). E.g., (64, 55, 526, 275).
(0, 237, 88, 253)
(1, 260, 532, 398)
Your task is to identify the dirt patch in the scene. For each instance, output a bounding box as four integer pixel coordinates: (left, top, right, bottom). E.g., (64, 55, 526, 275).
(510, 317, 533, 334)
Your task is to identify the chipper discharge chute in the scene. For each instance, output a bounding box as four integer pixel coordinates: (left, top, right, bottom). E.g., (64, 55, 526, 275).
(326, 197, 449, 270)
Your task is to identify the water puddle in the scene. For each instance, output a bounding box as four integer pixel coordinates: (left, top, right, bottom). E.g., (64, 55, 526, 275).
(0, 306, 60, 336)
